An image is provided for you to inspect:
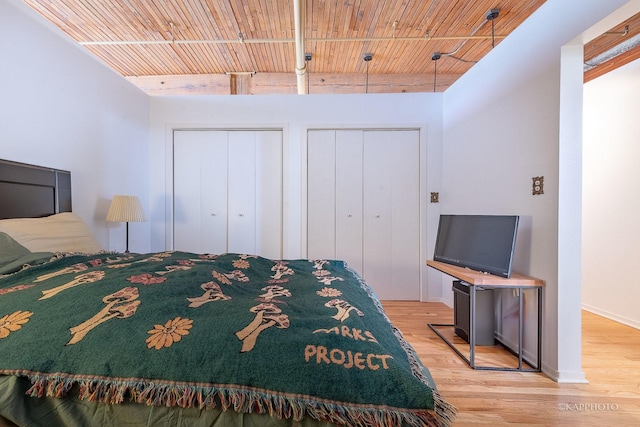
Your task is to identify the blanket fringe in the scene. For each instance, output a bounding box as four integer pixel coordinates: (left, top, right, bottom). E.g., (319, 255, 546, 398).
(433, 390, 457, 427)
(25, 374, 455, 426)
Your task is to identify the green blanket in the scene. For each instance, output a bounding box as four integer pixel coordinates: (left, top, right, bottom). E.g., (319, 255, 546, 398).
(0, 252, 454, 426)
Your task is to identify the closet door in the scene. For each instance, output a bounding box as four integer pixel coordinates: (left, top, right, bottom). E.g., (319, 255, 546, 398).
(362, 131, 393, 293)
(227, 131, 257, 255)
(335, 130, 364, 273)
(227, 130, 282, 258)
(363, 130, 420, 300)
(389, 131, 421, 299)
(307, 130, 337, 258)
(174, 130, 228, 254)
(256, 130, 283, 259)
(174, 129, 282, 258)
(307, 130, 363, 272)
(307, 129, 420, 300)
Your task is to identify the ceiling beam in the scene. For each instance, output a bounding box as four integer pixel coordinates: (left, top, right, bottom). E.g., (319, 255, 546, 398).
(127, 72, 463, 95)
(228, 72, 253, 95)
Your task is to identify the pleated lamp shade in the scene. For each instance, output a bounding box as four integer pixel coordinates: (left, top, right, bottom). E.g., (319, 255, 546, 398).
(106, 195, 145, 253)
(106, 195, 146, 223)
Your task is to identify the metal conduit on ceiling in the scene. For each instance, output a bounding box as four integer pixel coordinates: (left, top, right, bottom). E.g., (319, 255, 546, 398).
(584, 33, 640, 71)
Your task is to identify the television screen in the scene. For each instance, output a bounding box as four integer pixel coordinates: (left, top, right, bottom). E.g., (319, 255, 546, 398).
(433, 215, 519, 278)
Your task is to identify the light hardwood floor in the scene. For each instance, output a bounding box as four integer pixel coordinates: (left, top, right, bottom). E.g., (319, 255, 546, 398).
(380, 301, 640, 426)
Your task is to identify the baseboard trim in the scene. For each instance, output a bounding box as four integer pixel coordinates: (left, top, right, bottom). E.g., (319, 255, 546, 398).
(582, 304, 640, 330)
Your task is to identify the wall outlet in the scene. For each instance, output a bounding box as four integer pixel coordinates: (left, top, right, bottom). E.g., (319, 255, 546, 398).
(532, 176, 544, 195)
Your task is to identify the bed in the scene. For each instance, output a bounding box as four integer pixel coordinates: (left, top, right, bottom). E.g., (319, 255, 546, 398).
(0, 159, 455, 427)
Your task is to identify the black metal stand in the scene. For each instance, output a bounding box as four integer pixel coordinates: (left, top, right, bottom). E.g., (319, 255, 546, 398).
(428, 284, 543, 372)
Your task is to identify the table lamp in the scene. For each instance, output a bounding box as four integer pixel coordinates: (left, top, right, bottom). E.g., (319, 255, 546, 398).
(106, 195, 145, 253)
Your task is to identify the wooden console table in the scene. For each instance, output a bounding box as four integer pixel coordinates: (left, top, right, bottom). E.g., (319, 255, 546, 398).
(427, 260, 544, 371)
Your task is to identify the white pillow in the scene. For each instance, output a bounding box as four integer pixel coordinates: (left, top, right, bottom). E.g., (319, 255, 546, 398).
(0, 212, 103, 254)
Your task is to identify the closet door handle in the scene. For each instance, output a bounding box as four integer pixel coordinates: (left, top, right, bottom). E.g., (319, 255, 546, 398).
(238, 213, 244, 217)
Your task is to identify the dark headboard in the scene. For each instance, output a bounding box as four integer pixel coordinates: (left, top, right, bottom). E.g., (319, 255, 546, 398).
(0, 159, 72, 220)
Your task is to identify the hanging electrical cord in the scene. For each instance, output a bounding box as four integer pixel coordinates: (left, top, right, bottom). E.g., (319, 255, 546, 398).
(486, 8, 500, 48)
(441, 8, 500, 60)
(429, 9, 500, 91)
(445, 55, 478, 64)
(364, 53, 372, 93)
(431, 52, 441, 92)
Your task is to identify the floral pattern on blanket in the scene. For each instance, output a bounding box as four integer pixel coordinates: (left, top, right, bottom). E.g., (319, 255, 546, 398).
(0, 251, 454, 427)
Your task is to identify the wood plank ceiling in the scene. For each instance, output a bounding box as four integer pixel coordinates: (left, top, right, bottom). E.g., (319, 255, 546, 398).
(20, 1, 640, 95)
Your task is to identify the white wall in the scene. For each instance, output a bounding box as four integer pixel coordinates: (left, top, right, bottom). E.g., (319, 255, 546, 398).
(149, 93, 444, 300)
(583, 58, 640, 329)
(441, 0, 637, 381)
(1, 0, 151, 252)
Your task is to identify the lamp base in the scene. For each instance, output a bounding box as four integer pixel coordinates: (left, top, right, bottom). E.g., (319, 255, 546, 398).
(125, 221, 130, 253)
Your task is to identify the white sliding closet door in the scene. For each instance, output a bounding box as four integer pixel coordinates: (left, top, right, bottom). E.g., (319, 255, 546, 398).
(336, 131, 364, 273)
(307, 129, 420, 300)
(363, 131, 394, 294)
(363, 130, 420, 300)
(227, 131, 257, 255)
(174, 129, 282, 259)
(307, 130, 336, 257)
(174, 130, 228, 254)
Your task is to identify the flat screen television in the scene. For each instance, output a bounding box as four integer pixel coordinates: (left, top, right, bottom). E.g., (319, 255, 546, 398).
(433, 214, 519, 278)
